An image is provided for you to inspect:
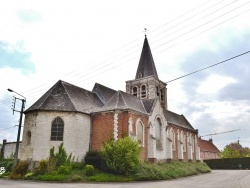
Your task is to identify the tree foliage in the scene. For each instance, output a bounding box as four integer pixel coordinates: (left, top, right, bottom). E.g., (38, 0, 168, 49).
(102, 137, 141, 175)
(221, 142, 250, 158)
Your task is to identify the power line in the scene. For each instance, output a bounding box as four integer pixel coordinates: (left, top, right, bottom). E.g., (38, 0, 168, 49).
(166, 50, 250, 83)
(0, 126, 16, 132)
(2, 0, 236, 99)
(1, 1, 249, 108)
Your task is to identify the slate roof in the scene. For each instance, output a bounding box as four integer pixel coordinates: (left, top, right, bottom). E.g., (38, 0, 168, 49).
(92, 83, 117, 104)
(96, 90, 148, 114)
(25, 80, 104, 114)
(135, 36, 159, 79)
(141, 99, 156, 113)
(164, 110, 195, 131)
(199, 138, 220, 153)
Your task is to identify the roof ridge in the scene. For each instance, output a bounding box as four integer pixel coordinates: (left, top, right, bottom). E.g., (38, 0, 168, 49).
(118, 90, 129, 108)
(61, 81, 77, 111)
(35, 80, 61, 110)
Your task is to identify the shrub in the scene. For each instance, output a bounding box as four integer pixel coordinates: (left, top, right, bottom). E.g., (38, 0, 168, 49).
(9, 161, 29, 179)
(102, 137, 141, 175)
(71, 174, 82, 182)
(71, 162, 84, 170)
(84, 150, 103, 169)
(134, 162, 210, 181)
(0, 159, 14, 173)
(48, 143, 72, 172)
(85, 164, 95, 176)
(34, 160, 48, 175)
(57, 165, 72, 175)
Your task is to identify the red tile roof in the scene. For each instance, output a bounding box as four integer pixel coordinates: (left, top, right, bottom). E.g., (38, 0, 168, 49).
(199, 138, 220, 153)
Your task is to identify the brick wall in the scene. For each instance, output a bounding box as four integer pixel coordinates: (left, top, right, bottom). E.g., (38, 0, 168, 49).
(91, 110, 148, 161)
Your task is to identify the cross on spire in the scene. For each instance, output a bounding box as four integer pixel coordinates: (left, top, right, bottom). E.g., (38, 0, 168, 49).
(144, 28, 148, 36)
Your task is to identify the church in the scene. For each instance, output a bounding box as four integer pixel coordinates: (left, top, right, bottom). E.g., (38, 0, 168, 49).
(19, 36, 200, 163)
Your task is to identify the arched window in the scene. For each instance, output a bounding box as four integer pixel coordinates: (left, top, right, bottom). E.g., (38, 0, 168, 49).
(51, 117, 64, 141)
(180, 131, 186, 152)
(27, 131, 31, 145)
(155, 118, 162, 149)
(189, 134, 195, 153)
(156, 86, 160, 96)
(141, 85, 146, 98)
(136, 121, 144, 146)
(170, 128, 175, 150)
(132, 87, 138, 97)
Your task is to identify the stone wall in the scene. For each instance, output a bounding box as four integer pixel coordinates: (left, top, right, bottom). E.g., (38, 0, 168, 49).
(20, 111, 91, 162)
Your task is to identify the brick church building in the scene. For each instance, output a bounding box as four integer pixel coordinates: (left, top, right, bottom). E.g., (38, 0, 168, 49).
(20, 36, 200, 162)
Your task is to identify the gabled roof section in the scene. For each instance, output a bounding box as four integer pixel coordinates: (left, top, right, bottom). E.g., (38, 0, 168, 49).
(199, 138, 220, 153)
(141, 98, 156, 114)
(135, 36, 159, 79)
(97, 90, 147, 114)
(92, 83, 117, 104)
(25, 80, 103, 114)
(164, 110, 195, 131)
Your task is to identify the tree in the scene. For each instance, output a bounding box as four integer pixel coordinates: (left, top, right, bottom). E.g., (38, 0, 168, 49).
(221, 142, 250, 158)
(102, 137, 141, 175)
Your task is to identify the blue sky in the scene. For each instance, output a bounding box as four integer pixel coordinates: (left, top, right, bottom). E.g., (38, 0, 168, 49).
(0, 0, 250, 150)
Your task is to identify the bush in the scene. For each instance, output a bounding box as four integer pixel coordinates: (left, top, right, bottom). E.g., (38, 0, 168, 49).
(102, 137, 141, 175)
(71, 162, 84, 170)
(84, 150, 103, 169)
(48, 143, 72, 172)
(0, 159, 14, 173)
(9, 161, 29, 179)
(71, 174, 82, 182)
(134, 162, 210, 181)
(34, 160, 48, 175)
(85, 164, 95, 176)
(57, 165, 72, 175)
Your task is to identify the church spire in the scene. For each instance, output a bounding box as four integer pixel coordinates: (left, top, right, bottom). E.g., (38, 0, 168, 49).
(135, 35, 159, 79)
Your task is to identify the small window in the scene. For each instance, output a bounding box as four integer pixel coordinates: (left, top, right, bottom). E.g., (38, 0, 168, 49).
(27, 131, 31, 146)
(132, 87, 138, 97)
(51, 117, 64, 141)
(156, 86, 160, 96)
(138, 73, 143, 78)
(141, 85, 146, 98)
(161, 89, 165, 101)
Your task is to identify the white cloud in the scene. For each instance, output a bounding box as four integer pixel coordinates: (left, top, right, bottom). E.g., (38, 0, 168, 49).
(196, 74, 237, 95)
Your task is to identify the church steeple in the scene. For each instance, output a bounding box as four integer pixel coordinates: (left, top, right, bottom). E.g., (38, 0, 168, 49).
(135, 36, 159, 79)
(126, 35, 168, 110)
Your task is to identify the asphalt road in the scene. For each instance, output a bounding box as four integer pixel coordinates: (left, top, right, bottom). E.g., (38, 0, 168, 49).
(0, 170, 250, 188)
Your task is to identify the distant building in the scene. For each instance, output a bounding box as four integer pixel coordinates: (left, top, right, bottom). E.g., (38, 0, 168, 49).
(199, 138, 220, 160)
(0, 139, 22, 159)
(19, 36, 201, 163)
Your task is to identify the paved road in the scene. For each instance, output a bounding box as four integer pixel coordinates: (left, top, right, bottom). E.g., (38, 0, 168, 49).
(1, 170, 250, 188)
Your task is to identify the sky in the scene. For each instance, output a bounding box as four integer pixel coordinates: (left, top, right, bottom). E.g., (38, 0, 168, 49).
(0, 0, 250, 150)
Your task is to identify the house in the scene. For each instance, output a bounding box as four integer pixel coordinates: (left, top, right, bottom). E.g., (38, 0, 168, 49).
(0, 139, 22, 159)
(19, 36, 201, 163)
(199, 138, 220, 160)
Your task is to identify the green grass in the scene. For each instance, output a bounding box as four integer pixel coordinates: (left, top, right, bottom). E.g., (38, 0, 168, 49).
(134, 162, 211, 181)
(8, 161, 211, 182)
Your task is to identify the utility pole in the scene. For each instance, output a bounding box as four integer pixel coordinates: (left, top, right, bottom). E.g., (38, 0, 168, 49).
(7, 89, 26, 167)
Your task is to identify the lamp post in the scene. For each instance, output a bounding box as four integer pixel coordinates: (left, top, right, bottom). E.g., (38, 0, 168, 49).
(7, 88, 26, 167)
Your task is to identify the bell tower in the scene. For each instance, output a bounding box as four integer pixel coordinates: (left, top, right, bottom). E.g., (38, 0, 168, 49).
(126, 35, 168, 110)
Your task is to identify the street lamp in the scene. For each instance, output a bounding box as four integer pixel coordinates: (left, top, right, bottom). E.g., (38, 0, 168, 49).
(7, 88, 26, 167)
